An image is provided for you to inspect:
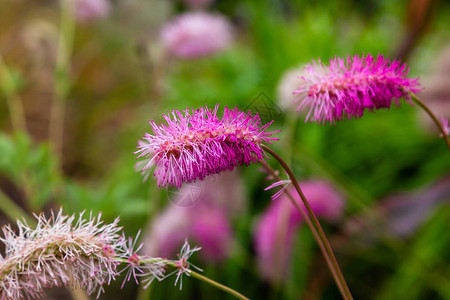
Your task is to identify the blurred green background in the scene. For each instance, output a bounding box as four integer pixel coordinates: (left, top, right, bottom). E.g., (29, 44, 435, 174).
(0, 0, 449, 299)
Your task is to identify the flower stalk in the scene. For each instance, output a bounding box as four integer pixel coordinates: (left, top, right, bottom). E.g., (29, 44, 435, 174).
(410, 93, 450, 150)
(261, 144, 353, 300)
(260, 161, 344, 293)
(50, 0, 75, 158)
(134, 258, 250, 300)
(188, 270, 250, 300)
(135, 105, 278, 188)
(0, 56, 27, 133)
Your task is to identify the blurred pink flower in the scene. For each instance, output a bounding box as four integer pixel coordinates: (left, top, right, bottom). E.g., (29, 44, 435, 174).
(254, 180, 345, 282)
(191, 170, 247, 216)
(254, 194, 302, 282)
(161, 12, 233, 59)
(143, 199, 234, 263)
(276, 65, 307, 110)
(190, 204, 234, 262)
(73, 0, 111, 23)
(296, 180, 346, 222)
(143, 171, 244, 264)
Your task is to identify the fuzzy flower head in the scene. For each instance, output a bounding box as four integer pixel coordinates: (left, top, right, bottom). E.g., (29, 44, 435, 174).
(0, 210, 127, 299)
(293, 54, 422, 124)
(161, 12, 233, 59)
(0, 210, 203, 299)
(135, 105, 278, 188)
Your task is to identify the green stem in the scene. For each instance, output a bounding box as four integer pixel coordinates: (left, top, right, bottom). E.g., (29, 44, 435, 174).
(136, 259, 250, 300)
(0, 56, 27, 133)
(188, 270, 250, 300)
(50, 0, 75, 158)
(261, 144, 353, 300)
(411, 93, 450, 150)
(0, 189, 35, 225)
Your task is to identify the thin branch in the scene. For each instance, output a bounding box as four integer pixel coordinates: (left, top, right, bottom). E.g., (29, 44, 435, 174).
(261, 144, 353, 300)
(411, 93, 450, 150)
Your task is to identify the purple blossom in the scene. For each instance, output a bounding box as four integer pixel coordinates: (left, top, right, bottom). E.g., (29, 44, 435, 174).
(73, 0, 111, 24)
(293, 54, 421, 124)
(135, 105, 278, 188)
(255, 180, 345, 282)
(254, 193, 302, 282)
(161, 12, 232, 59)
(143, 201, 234, 264)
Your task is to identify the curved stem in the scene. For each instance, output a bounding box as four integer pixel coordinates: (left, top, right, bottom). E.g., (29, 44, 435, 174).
(259, 161, 345, 296)
(136, 259, 250, 300)
(188, 270, 250, 300)
(411, 93, 450, 150)
(261, 144, 353, 300)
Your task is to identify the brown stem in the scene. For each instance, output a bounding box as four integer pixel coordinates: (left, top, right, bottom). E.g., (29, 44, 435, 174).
(411, 93, 450, 150)
(261, 144, 353, 300)
(259, 161, 345, 296)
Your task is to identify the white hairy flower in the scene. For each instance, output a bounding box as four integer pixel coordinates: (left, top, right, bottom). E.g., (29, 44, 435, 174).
(0, 210, 188, 299)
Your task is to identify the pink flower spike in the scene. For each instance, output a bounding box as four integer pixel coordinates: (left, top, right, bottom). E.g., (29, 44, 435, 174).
(135, 105, 279, 188)
(293, 54, 422, 124)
